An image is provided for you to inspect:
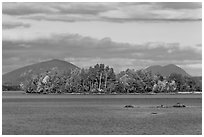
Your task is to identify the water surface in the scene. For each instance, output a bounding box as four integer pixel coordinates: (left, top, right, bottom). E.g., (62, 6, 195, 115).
(2, 91, 202, 135)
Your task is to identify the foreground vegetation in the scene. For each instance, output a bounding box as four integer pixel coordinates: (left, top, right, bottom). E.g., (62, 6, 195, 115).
(19, 63, 201, 94)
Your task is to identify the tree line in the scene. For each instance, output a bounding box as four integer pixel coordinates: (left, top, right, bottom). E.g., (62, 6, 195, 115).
(21, 64, 202, 94)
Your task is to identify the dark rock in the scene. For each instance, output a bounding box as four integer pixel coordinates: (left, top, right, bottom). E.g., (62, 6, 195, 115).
(124, 105, 134, 108)
(173, 103, 186, 108)
(151, 112, 157, 114)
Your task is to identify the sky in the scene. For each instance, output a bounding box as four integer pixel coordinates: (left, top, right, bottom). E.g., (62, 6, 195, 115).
(2, 2, 202, 76)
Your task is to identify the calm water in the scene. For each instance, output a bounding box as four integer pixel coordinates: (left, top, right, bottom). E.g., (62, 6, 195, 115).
(2, 91, 202, 107)
(2, 91, 202, 135)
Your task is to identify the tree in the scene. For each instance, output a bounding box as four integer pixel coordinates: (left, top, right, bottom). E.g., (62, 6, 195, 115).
(168, 73, 184, 92)
(23, 63, 202, 94)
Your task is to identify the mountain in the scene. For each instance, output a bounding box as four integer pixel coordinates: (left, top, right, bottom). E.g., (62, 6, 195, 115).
(146, 64, 191, 77)
(3, 59, 79, 86)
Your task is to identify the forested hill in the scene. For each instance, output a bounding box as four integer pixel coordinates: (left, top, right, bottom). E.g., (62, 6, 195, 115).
(3, 59, 79, 86)
(146, 64, 191, 77)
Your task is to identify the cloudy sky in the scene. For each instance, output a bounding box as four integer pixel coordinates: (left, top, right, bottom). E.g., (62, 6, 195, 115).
(2, 2, 202, 76)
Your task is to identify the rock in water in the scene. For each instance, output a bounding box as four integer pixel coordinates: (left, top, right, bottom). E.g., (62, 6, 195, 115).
(151, 112, 157, 115)
(173, 103, 186, 108)
(124, 105, 134, 108)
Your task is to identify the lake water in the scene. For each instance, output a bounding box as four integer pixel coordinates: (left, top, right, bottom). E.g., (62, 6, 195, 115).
(2, 91, 202, 135)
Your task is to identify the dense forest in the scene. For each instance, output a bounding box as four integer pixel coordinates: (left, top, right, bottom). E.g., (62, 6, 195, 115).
(19, 63, 202, 94)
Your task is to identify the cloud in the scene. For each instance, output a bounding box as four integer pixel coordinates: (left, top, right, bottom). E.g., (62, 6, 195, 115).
(2, 3, 201, 76)
(158, 2, 202, 10)
(3, 33, 201, 60)
(54, 2, 115, 15)
(3, 2, 201, 22)
(2, 2, 58, 15)
(2, 33, 201, 75)
(2, 21, 30, 29)
(99, 3, 201, 22)
(20, 14, 100, 22)
(2, 2, 115, 16)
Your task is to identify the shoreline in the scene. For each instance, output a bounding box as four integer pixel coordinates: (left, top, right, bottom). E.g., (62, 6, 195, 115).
(3, 91, 202, 99)
(2, 90, 202, 95)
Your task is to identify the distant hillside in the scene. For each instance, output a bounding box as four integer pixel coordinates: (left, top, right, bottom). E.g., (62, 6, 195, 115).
(191, 76, 202, 88)
(146, 64, 191, 77)
(3, 59, 79, 86)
